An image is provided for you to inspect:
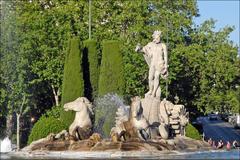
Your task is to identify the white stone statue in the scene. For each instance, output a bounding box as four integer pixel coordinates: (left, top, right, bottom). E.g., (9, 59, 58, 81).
(135, 30, 168, 98)
(64, 97, 94, 140)
(111, 96, 150, 141)
(159, 99, 189, 138)
(130, 96, 150, 140)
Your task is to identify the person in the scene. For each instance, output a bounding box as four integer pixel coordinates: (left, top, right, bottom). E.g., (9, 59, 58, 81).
(233, 140, 239, 148)
(135, 30, 168, 98)
(226, 141, 231, 150)
(217, 140, 224, 149)
(208, 138, 213, 146)
(212, 141, 217, 149)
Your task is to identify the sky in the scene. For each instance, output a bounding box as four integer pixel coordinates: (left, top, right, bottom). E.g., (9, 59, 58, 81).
(194, 0, 239, 46)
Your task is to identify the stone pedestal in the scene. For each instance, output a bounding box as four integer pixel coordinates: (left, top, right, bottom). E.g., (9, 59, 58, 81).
(141, 96, 160, 124)
(141, 96, 161, 138)
(141, 97, 188, 139)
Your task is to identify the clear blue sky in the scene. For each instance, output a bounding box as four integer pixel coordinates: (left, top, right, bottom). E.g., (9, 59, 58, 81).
(194, 0, 239, 46)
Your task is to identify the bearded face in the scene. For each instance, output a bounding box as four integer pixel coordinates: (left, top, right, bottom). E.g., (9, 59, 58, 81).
(152, 30, 162, 43)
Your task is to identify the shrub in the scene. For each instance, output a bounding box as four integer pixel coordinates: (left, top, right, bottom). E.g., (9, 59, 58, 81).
(98, 40, 125, 96)
(83, 40, 99, 101)
(61, 37, 84, 126)
(28, 106, 66, 144)
(185, 123, 202, 140)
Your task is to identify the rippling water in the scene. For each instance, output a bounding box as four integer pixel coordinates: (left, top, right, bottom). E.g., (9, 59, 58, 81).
(0, 150, 239, 159)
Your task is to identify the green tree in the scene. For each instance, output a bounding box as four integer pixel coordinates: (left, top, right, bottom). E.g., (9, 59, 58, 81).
(189, 20, 239, 114)
(84, 0, 198, 97)
(83, 40, 99, 101)
(0, 0, 33, 150)
(61, 37, 84, 126)
(98, 40, 125, 96)
(168, 19, 240, 115)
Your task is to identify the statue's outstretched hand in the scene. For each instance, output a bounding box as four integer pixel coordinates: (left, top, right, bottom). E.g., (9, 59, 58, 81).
(135, 43, 142, 52)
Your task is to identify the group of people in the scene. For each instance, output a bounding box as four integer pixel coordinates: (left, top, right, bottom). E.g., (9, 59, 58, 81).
(207, 138, 240, 150)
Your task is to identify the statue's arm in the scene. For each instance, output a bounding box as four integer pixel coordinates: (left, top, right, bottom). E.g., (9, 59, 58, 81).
(135, 43, 151, 67)
(135, 43, 150, 55)
(135, 43, 144, 52)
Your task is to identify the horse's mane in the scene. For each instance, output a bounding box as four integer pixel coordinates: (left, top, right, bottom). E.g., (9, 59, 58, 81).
(80, 97, 94, 115)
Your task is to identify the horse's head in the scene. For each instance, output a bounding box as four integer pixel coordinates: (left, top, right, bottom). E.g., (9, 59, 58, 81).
(64, 97, 93, 114)
(130, 96, 143, 118)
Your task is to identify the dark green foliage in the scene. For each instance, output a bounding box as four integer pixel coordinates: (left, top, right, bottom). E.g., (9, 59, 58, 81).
(61, 37, 84, 126)
(83, 40, 99, 101)
(185, 123, 202, 140)
(28, 117, 66, 144)
(98, 41, 125, 96)
(28, 106, 66, 144)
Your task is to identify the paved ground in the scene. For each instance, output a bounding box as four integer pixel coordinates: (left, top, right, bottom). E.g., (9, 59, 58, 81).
(201, 117, 240, 143)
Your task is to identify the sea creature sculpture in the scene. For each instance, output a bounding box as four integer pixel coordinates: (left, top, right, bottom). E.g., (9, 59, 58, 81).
(64, 97, 94, 140)
(111, 96, 150, 141)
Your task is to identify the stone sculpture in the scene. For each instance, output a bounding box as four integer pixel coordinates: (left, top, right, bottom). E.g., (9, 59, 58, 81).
(64, 97, 94, 140)
(135, 30, 189, 140)
(111, 96, 150, 142)
(158, 99, 189, 138)
(135, 30, 168, 98)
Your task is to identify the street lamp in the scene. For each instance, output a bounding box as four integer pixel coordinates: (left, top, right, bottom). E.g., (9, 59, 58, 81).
(31, 117, 35, 123)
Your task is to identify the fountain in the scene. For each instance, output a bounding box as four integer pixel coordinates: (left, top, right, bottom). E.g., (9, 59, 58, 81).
(0, 137, 12, 153)
(9, 31, 213, 159)
(94, 93, 126, 137)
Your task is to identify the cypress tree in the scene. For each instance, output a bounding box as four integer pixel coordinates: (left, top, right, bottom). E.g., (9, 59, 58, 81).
(61, 37, 84, 126)
(83, 40, 99, 101)
(98, 40, 125, 96)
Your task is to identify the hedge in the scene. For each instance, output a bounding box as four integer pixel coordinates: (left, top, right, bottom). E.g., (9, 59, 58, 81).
(98, 40, 125, 96)
(185, 123, 202, 140)
(83, 40, 99, 101)
(28, 106, 66, 144)
(61, 37, 84, 126)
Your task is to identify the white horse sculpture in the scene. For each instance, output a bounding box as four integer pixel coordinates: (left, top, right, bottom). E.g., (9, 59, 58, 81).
(130, 96, 150, 140)
(64, 97, 94, 140)
(111, 96, 150, 141)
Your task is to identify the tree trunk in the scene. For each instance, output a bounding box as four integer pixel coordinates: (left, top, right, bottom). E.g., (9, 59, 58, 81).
(6, 113, 13, 137)
(16, 113, 21, 151)
(51, 85, 60, 106)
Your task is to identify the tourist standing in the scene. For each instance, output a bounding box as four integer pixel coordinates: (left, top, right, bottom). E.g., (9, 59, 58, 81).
(226, 141, 231, 150)
(212, 141, 217, 149)
(217, 140, 224, 149)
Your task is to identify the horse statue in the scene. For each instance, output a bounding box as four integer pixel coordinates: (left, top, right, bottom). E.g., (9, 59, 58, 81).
(111, 96, 150, 142)
(64, 97, 94, 140)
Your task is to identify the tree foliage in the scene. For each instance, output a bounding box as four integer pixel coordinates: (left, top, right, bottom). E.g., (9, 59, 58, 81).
(185, 123, 201, 140)
(98, 40, 125, 96)
(27, 106, 66, 144)
(0, 1, 33, 139)
(83, 40, 99, 101)
(61, 37, 84, 126)
(186, 20, 239, 114)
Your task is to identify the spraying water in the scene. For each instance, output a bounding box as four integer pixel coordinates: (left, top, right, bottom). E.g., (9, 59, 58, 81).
(0, 137, 12, 153)
(94, 93, 127, 138)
